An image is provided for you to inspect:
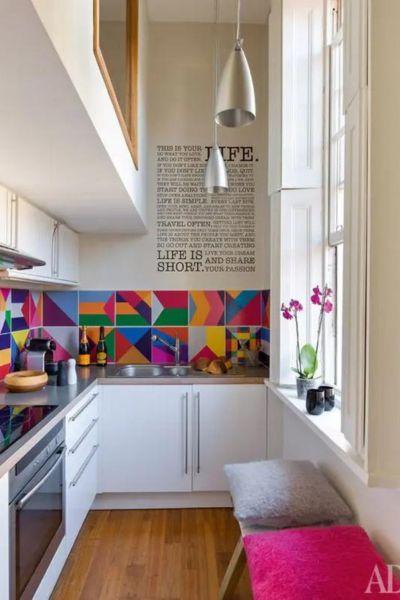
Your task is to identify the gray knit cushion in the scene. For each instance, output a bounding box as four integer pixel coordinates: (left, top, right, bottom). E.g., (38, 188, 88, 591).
(224, 460, 353, 528)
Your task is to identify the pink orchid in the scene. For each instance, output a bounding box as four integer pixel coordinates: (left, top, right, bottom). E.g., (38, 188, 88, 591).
(290, 299, 303, 312)
(311, 293, 321, 305)
(312, 286, 322, 296)
(282, 284, 335, 381)
(281, 303, 293, 320)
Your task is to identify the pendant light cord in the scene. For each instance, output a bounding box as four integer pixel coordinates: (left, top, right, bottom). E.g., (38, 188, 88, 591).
(214, 0, 219, 146)
(236, 0, 241, 42)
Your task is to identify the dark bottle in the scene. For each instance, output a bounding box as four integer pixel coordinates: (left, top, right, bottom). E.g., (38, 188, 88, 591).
(96, 326, 107, 367)
(77, 326, 90, 367)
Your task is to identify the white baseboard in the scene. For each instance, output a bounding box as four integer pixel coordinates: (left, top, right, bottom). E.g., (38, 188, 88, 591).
(92, 492, 232, 510)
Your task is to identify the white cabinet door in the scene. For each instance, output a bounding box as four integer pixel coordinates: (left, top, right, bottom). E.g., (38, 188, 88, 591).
(192, 385, 267, 492)
(0, 472, 9, 600)
(66, 441, 98, 549)
(0, 185, 12, 247)
(16, 198, 56, 279)
(57, 224, 79, 283)
(99, 386, 192, 493)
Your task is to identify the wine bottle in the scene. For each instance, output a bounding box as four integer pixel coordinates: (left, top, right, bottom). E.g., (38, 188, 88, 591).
(77, 326, 90, 367)
(96, 326, 107, 367)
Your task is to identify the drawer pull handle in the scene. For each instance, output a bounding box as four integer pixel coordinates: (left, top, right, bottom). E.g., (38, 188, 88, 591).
(69, 392, 99, 422)
(69, 418, 99, 455)
(70, 444, 99, 488)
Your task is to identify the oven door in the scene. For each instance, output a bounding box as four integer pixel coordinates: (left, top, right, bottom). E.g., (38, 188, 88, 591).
(9, 445, 65, 600)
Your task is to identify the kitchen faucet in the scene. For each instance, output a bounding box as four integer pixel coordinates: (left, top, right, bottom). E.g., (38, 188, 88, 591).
(151, 334, 180, 365)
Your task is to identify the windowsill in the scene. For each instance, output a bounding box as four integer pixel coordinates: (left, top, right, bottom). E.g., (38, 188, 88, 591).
(265, 380, 367, 483)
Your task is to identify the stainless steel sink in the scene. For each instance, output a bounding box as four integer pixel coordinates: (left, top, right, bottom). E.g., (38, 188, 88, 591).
(114, 365, 165, 377)
(112, 364, 195, 378)
(162, 365, 193, 377)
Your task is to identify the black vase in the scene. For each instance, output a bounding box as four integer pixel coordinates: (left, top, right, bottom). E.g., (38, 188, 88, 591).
(306, 389, 325, 415)
(318, 385, 335, 411)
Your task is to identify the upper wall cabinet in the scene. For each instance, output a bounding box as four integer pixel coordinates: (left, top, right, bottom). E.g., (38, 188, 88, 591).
(0, 192, 79, 286)
(268, 0, 324, 194)
(0, 185, 15, 248)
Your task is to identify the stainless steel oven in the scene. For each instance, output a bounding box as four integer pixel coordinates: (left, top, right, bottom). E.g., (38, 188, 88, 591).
(9, 422, 65, 600)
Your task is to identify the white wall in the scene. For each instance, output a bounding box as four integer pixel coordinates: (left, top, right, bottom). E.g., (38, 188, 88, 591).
(268, 390, 400, 563)
(79, 22, 269, 290)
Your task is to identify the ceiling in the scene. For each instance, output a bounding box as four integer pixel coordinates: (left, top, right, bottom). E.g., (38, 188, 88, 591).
(101, 0, 269, 23)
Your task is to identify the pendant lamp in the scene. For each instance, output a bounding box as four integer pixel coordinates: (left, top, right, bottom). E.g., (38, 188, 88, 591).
(215, 0, 256, 127)
(204, 0, 229, 194)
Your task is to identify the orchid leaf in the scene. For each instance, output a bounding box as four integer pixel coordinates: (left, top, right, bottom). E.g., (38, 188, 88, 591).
(300, 344, 317, 378)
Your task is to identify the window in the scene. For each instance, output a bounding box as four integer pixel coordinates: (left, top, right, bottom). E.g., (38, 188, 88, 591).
(324, 0, 344, 390)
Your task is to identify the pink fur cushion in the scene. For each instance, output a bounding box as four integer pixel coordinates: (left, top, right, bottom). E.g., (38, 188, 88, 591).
(244, 525, 399, 599)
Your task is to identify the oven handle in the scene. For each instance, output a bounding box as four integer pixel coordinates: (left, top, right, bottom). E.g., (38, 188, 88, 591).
(15, 447, 66, 511)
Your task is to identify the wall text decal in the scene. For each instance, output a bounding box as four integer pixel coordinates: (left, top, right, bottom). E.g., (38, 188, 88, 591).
(156, 145, 257, 274)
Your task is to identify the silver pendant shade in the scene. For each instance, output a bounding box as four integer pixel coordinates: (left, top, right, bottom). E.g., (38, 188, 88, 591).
(204, 145, 228, 194)
(204, 0, 229, 194)
(215, 0, 256, 128)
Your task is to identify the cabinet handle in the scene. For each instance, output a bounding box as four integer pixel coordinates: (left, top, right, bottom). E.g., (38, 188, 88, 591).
(69, 418, 98, 454)
(69, 392, 99, 422)
(184, 392, 189, 475)
(196, 392, 200, 474)
(70, 444, 99, 488)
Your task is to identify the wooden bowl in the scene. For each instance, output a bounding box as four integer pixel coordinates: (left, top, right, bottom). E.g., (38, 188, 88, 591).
(4, 370, 48, 393)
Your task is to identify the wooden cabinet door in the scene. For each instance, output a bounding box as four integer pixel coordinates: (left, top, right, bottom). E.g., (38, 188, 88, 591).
(16, 197, 55, 279)
(192, 385, 267, 492)
(99, 386, 192, 493)
(57, 224, 79, 283)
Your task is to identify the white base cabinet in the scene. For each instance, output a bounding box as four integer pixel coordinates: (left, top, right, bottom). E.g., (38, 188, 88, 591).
(99, 386, 192, 493)
(65, 388, 99, 550)
(99, 384, 267, 495)
(192, 385, 267, 491)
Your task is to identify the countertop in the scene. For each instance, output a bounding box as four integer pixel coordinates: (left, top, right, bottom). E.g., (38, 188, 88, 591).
(0, 364, 268, 477)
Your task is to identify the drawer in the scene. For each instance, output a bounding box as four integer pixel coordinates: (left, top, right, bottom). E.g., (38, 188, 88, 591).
(66, 420, 98, 485)
(66, 388, 99, 447)
(66, 441, 98, 548)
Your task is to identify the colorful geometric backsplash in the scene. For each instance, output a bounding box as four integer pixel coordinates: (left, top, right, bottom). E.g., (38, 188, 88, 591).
(0, 288, 270, 379)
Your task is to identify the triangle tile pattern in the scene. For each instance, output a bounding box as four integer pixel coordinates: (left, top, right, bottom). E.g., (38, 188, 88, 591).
(0, 287, 270, 380)
(189, 291, 225, 326)
(43, 292, 77, 326)
(116, 291, 151, 326)
(0, 288, 11, 334)
(79, 291, 115, 326)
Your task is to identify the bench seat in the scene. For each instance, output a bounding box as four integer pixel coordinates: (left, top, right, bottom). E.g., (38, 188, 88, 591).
(243, 525, 397, 599)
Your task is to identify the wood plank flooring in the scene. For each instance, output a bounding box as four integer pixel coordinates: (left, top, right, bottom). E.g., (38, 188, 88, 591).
(52, 509, 252, 600)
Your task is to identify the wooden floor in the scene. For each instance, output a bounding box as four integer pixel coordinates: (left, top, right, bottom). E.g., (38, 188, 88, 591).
(52, 509, 252, 600)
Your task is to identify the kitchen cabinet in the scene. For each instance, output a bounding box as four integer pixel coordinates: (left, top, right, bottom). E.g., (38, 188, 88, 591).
(99, 384, 267, 494)
(0, 472, 9, 600)
(192, 385, 267, 491)
(0, 184, 15, 248)
(3, 195, 79, 285)
(65, 388, 99, 549)
(56, 223, 79, 284)
(16, 197, 56, 279)
(99, 386, 192, 493)
(268, 0, 323, 193)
